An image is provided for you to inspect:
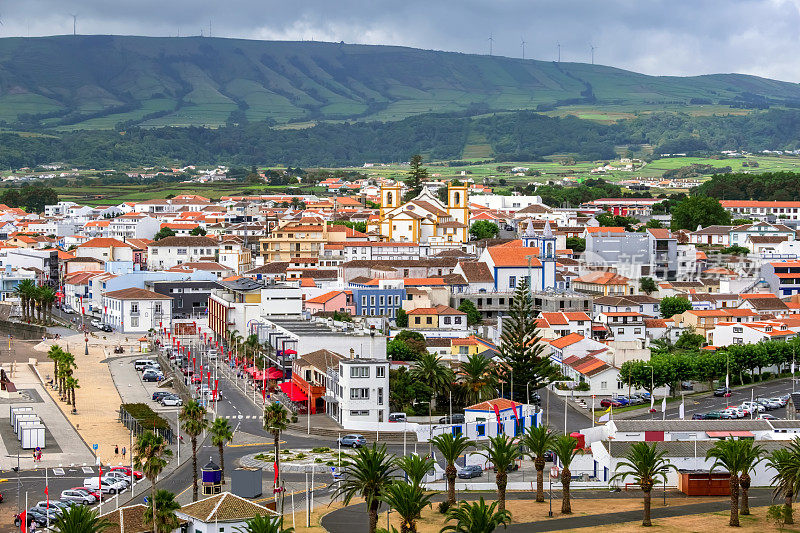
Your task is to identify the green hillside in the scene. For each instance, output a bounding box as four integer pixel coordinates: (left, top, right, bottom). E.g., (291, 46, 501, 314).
(2, 35, 800, 129)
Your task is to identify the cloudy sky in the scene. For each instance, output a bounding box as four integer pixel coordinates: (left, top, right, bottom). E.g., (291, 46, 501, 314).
(4, 0, 800, 81)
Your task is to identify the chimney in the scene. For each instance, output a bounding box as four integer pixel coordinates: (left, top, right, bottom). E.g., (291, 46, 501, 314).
(349, 348, 355, 359)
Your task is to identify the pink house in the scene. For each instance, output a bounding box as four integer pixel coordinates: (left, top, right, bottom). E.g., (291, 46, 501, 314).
(304, 290, 356, 315)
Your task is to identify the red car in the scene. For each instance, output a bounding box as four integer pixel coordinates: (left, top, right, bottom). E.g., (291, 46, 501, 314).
(71, 487, 100, 500)
(109, 466, 143, 480)
(599, 399, 623, 408)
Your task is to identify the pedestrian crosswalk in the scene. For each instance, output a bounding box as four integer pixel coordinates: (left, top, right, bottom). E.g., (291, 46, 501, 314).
(217, 415, 261, 420)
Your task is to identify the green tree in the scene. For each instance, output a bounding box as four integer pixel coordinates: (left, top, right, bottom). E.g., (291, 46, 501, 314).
(610, 442, 677, 527)
(456, 353, 498, 406)
(394, 454, 434, 488)
(210, 417, 234, 484)
(51, 503, 111, 533)
(410, 352, 454, 448)
(565, 237, 585, 252)
(660, 296, 692, 319)
(404, 154, 428, 201)
(440, 498, 512, 533)
(479, 434, 520, 513)
(738, 440, 764, 515)
(381, 482, 433, 533)
(596, 213, 638, 231)
(767, 443, 800, 525)
(469, 221, 500, 240)
(719, 245, 750, 255)
(144, 489, 181, 533)
(395, 308, 408, 327)
(235, 514, 294, 533)
(670, 196, 731, 230)
(498, 279, 559, 403)
(389, 367, 432, 413)
(19, 184, 58, 213)
(14, 278, 36, 322)
(133, 431, 172, 532)
(332, 443, 398, 533)
(639, 277, 657, 295)
(264, 403, 291, 491)
(431, 433, 475, 505)
(520, 425, 557, 503)
(552, 435, 580, 514)
(706, 439, 747, 526)
(387, 339, 418, 361)
(674, 330, 704, 350)
(180, 400, 209, 502)
(153, 227, 176, 241)
(189, 226, 207, 236)
(458, 299, 481, 325)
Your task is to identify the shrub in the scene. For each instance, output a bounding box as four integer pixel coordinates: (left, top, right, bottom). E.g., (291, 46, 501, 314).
(121, 403, 169, 431)
(438, 501, 451, 514)
(315, 458, 323, 463)
(311, 447, 331, 453)
(294, 453, 306, 460)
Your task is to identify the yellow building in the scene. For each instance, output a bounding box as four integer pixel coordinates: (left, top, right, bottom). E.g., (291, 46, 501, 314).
(368, 183, 469, 244)
(259, 219, 328, 262)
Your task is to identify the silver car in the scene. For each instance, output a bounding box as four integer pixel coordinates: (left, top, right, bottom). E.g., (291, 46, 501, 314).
(60, 490, 95, 505)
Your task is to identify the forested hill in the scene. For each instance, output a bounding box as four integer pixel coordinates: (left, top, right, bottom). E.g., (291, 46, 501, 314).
(4, 35, 800, 129)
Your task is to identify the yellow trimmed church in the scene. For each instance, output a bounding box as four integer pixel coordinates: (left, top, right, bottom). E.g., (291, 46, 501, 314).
(367, 183, 469, 244)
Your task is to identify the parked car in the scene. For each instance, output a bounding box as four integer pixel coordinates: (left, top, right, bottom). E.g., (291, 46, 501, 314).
(134, 360, 157, 371)
(60, 489, 95, 505)
(103, 471, 131, 487)
(543, 451, 555, 462)
(90, 319, 102, 329)
(530, 392, 542, 404)
(70, 487, 100, 500)
(757, 414, 779, 420)
(599, 399, 623, 408)
(83, 477, 126, 494)
(32, 501, 63, 515)
(492, 462, 520, 472)
(457, 465, 483, 479)
(337, 434, 367, 448)
(142, 370, 163, 382)
(152, 391, 171, 402)
(702, 411, 724, 419)
(62, 306, 76, 315)
(771, 396, 789, 407)
(388, 412, 407, 423)
(438, 414, 465, 424)
(612, 397, 631, 406)
(741, 401, 765, 413)
(160, 395, 183, 407)
(681, 381, 694, 391)
(714, 387, 732, 397)
(100, 324, 113, 332)
(109, 466, 143, 480)
(691, 413, 706, 420)
(22, 508, 51, 527)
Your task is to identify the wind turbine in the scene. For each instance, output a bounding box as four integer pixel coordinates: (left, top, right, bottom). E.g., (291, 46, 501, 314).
(488, 33, 494, 56)
(70, 14, 77, 36)
(521, 37, 526, 60)
(556, 41, 561, 63)
(590, 44, 597, 65)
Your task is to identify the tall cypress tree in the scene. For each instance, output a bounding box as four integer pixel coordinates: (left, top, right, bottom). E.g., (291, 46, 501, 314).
(499, 279, 560, 403)
(403, 154, 427, 201)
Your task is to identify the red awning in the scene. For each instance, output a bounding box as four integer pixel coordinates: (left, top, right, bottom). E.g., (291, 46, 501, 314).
(284, 349, 297, 355)
(706, 431, 754, 438)
(266, 367, 284, 380)
(280, 381, 308, 402)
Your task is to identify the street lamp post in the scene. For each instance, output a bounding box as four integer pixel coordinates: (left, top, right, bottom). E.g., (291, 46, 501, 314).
(549, 465, 559, 518)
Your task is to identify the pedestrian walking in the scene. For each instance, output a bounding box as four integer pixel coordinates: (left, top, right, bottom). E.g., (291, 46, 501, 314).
(121, 446, 126, 459)
(115, 445, 119, 456)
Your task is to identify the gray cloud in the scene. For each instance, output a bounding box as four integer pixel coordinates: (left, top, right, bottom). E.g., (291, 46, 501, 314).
(3, 0, 800, 81)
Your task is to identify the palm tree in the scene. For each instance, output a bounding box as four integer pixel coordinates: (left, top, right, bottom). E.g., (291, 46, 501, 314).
(263, 402, 291, 490)
(51, 503, 111, 533)
(180, 400, 208, 502)
(32, 285, 45, 322)
(234, 514, 294, 533)
(552, 435, 580, 514)
(410, 352, 454, 450)
(456, 354, 498, 406)
(440, 498, 512, 533)
(381, 481, 433, 533)
(332, 443, 398, 533)
(143, 489, 180, 533)
(706, 438, 747, 526)
(431, 433, 474, 505)
(479, 434, 519, 513)
(47, 345, 64, 390)
(520, 424, 557, 503)
(768, 443, 800, 525)
(737, 440, 764, 515)
(244, 334, 260, 366)
(609, 442, 676, 527)
(133, 431, 172, 533)
(65, 375, 79, 413)
(15, 279, 35, 321)
(394, 454, 434, 488)
(39, 286, 55, 324)
(210, 417, 234, 484)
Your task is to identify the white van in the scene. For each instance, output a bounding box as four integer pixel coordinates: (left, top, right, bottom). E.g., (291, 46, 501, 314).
(134, 359, 157, 371)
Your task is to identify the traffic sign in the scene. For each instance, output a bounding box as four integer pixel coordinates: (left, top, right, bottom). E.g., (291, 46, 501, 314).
(92, 444, 98, 450)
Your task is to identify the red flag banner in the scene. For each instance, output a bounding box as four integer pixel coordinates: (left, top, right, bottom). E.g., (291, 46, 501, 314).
(493, 403, 502, 425)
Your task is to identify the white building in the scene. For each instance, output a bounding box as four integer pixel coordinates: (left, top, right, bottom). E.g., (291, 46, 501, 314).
(709, 319, 798, 346)
(102, 287, 172, 334)
(148, 236, 220, 270)
(469, 194, 544, 212)
(175, 492, 278, 533)
(109, 213, 161, 240)
(326, 357, 390, 426)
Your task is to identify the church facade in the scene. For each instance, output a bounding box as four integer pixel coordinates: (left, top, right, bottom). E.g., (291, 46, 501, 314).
(368, 183, 469, 244)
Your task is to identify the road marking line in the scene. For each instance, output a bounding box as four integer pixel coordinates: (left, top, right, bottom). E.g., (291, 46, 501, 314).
(227, 441, 285, 448)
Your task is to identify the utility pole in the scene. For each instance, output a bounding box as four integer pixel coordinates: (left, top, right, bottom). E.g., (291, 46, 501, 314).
(590, 44, 597, 65)
(521, 37, 526, 60)
(557, 42, 561, 63)
(488, 34, 494, 56)
(71, 14, 77, 36)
